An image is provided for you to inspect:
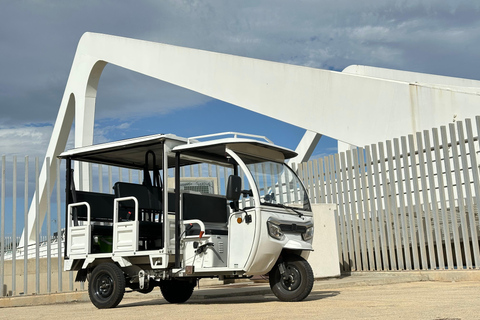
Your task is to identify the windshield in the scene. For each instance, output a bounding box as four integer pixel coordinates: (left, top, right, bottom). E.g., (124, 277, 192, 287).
(246, 161, 311, 211)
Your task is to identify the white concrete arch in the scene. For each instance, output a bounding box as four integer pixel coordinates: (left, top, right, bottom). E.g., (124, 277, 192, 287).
(21, 32, 480, 244)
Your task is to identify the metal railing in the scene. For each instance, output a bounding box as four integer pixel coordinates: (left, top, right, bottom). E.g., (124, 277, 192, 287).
(297, 117, 480, 271)
(3, 118, 480, 297)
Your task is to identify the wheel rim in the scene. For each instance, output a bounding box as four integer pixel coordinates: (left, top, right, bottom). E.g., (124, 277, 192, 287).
(95, 272, 114, 299)
(280, 264, 302, 291)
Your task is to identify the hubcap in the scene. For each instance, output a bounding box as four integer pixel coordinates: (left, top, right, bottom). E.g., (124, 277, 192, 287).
(95, 273, 114, 299)
(281, 264, 301, 291)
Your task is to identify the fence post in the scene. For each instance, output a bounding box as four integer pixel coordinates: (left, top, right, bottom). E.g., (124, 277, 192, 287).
(423, 130, 445, 270)
(12, 156, 17, 294)
(440, 126, 463, 268)
(401, 137, 420, 270)
(24, 156, 28, 294)
(57, 159, 62, 291)
(432, 128, 454, 269)
(449, 124, 472, 268)
(457, 121, 480, 268)
(378, 142, 397, 270)
(35, 157, 40, 293)
(353, 149, 368, 271)
(1, 156, 5, 296)
(393, 139, 412, 270)
(46, 157, 51, 293)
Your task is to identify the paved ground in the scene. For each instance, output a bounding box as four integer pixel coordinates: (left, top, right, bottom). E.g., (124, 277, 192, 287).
(1, 273, 479, 320)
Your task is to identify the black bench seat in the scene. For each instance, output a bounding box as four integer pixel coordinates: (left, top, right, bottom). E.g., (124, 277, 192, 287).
(71, 191, 115, 253)
(114, 182, 164, 249)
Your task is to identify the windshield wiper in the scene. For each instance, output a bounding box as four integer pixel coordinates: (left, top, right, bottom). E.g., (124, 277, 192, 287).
(262, 202, 304, 218)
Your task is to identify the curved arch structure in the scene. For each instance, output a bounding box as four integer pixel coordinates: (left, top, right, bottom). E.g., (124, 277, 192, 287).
(21, 32, 480, 244)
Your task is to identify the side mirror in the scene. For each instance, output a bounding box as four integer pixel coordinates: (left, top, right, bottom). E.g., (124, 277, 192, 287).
(226, 175, 241, 201)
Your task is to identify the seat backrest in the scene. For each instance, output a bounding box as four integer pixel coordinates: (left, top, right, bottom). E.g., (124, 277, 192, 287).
(182, 192, 228, 223)
(113, 182, 162, 220)
(74, 191, 115, 222)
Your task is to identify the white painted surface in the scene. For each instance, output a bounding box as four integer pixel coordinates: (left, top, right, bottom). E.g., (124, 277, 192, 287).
(309, 203, 341, 278)
(22, 32, 480, 245)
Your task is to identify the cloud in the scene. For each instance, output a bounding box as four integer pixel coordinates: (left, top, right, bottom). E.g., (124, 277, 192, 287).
(1, 0, 480, 158)
(0, 125, 57, 158)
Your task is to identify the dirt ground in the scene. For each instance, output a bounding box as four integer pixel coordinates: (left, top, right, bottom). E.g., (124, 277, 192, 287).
(1, 280, 479, 320)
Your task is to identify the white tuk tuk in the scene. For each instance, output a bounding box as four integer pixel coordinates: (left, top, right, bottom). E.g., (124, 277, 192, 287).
(59, 132, 314, 308)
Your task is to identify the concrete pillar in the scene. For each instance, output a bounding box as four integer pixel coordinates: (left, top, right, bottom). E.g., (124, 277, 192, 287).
(308, 203, 341, 278)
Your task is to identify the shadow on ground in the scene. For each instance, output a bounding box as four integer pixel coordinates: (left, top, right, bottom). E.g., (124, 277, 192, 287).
(118, 290, 340, 308)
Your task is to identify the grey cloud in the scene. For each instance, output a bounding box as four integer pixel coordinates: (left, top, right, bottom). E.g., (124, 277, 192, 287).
(1, 0, 480, 151)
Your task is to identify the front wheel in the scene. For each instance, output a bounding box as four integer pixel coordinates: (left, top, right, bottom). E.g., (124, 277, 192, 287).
(88, 263, 125, 308)
(269, 255, 314, 302)
(160, 278, 195, 303)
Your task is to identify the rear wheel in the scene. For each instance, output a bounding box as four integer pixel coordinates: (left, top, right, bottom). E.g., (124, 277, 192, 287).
(160, 278, 195, 303)
(88, 263, 125, 309)
(269, 255, 314, 302)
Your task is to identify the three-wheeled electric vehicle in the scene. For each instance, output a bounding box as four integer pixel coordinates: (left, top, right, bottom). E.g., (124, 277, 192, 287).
(59, 132, 315, 308)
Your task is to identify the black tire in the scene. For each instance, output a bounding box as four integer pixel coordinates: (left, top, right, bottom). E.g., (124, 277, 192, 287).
(160, 278, 195, 303)
(269, 255, 314, 302)
(88, 263, 125, 309)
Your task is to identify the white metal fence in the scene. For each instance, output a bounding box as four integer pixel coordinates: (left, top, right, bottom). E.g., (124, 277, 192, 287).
(297, 118, 480, 271)
(2, 118, 480, 297)
(0, 155, 274, 297)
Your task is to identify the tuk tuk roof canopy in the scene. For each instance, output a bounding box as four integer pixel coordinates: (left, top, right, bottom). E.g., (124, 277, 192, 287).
(58, 132, 297, 169)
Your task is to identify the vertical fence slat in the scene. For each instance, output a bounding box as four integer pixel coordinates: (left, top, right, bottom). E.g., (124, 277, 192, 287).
(378, 142, 397, 270)
(467, 118, 480, 269)
(57, 159, 62, 291)
(365, 146, 382, 270)
(327, 155, 342, 271)
(340, 152, 355, 271)
(98, 164, 103, 193)
(312, 159, 320, 204)
(457, 121, 480, 268)
(432, 128, 454, 269)
(324, 157, 332, 203)
(318, 159, 326, 204)
(408, 134, 428, 269)
(386, 140, 404, 270)
(328, 155, 336, 205)
(334, 154, 349, 271)
(1, 156, 5, 296)
(353, 149, 368, 271)
(12, 156, 17, 294)
(440, 126, 463, 268)
(393, 139, 412, 270)
(416, 132, 437, 269)
(35, 157, 40, 293)
(108, 166, 113, 194)
(449, 123, 472, 268)
(423, 130, 445, 270)
(346, 150, 361, 271)
(24, 156, 28, 294)
(371, 145, 389, 270)
(46, 158, 52, 293)
(358, 148, 374, 271)
(401, 136, 420, 270)
(307, 160, 315, 203)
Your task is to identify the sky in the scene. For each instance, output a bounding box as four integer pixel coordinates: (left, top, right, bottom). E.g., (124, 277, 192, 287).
(2, 0, 480, 161)
(1, 1, 480, 236)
